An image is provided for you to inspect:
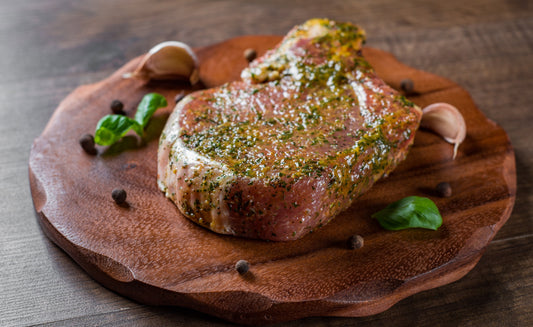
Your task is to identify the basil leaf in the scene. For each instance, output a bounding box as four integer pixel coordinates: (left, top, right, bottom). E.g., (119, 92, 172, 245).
(371, 196, 443, 231)
(134, 93, 168, 127)
(94, 93, 167, 146)
(94, 115, 142, 146)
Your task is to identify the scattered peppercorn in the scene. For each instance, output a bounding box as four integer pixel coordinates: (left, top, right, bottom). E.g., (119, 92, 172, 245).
(175, 91, 185, 104)
(400, 78, 414, 95)
(436, 182, 452, 197)
(347, 234, 364, 249)
(244, 48, 257, 62)
(112, 188, 127, 204)
(235, 260, 250, 275)
(110, 99, 125, 114)
(79, 133, 97, 155)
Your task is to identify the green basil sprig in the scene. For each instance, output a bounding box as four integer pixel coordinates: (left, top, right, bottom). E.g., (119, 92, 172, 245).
(372, 196, 443, 231)
(94, 93, 167, 146)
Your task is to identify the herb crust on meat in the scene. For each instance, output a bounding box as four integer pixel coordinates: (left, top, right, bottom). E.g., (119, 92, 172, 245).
(158, 19, 422, 241)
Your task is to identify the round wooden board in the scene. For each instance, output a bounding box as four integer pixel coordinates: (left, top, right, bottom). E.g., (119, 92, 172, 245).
(29, 36, 516, 325)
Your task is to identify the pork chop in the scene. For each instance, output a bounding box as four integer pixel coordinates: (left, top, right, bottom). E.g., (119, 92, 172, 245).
(158, 19, 422, 241)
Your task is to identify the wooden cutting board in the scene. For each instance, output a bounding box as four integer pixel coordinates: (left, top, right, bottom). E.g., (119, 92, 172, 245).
(29, 36, 516, 325)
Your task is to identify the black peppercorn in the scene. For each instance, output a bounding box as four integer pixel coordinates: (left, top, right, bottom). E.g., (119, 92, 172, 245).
(175, 91, 185, 104)
(347, 234, 364, 249)
(436, 182, 452, 197)
(244, 48, 257, 62)
(79, 134, 97, 155)
(400, 78, 414, 95)
(112, 188, 127, 204)
(110, 99, 124, 114)
(235, 260, 249, 275)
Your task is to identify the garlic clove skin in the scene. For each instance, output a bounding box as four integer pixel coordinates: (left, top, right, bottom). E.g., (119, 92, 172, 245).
(125, 41, 199, 84)
(421, 102, 466, 159)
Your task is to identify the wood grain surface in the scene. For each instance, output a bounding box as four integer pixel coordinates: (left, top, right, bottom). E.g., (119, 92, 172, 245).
(2, 0, 532, 326)
(28, 35, 516, 324)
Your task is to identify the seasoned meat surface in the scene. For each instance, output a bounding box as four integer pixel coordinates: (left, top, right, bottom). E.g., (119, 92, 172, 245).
(158, 19, 422, 241)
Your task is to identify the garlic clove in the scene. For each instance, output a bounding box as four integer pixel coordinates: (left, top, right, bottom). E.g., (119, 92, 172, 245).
(124, 41, 199, 84)
(421, 102, 466, 159)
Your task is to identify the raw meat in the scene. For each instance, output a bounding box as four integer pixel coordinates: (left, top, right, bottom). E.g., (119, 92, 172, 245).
(158, 19, 422, 241)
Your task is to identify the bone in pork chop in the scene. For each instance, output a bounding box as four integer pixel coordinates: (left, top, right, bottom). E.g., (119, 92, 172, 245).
(158, 19, 422, 241)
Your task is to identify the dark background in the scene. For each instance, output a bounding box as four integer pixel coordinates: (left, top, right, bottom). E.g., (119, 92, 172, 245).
(1, 1, 531, 326)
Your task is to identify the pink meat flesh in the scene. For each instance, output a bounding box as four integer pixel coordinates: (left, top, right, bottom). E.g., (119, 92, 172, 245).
(157, 19, 422, 241)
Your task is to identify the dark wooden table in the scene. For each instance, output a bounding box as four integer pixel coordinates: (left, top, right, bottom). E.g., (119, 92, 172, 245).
(2, 1, 531, 326)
